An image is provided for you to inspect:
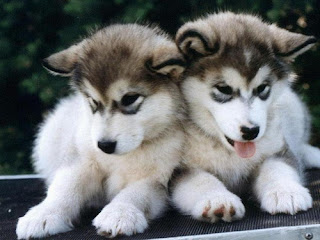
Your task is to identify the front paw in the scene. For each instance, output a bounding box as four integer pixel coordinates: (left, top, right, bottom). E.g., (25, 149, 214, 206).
(260, 183, 312, 215)
(16, 204, 73, 239)
(191, 191, 245, 223)
(93, 202, 148, 238)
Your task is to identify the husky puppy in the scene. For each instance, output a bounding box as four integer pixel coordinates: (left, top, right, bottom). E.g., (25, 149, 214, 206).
(16, 24, 186, 239)
(171, 12, 320, 223)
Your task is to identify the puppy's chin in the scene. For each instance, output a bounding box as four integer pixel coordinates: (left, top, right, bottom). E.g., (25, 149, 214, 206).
(111, 149, 135, 156)
(111, 142, 143, 156)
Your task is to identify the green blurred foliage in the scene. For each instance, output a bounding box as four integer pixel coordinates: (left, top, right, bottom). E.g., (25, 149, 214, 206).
(0, 0, 319, 174)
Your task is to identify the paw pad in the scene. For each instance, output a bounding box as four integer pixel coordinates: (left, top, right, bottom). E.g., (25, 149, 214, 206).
(192, 192, 245, 223)
(229, 206, 236, 217)
(213, 205, 225, 218)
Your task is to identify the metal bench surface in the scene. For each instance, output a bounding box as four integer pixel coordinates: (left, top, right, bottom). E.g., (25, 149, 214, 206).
(1, 170, 320, 240)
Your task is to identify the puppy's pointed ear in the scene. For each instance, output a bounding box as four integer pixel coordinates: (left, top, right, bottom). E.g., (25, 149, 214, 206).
(176, 22, 219, 59)
(42, 43, 83, 77)
(147, 44, 186, 80)
(269, 25, 317, 61)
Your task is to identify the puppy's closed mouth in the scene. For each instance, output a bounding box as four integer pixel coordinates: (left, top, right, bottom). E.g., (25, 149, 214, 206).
(225, 136, 256, 159)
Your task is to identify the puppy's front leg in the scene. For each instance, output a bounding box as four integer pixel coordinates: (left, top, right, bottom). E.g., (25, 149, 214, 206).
(171, 169, 245, 223)
(16, 164, 101, 239)
(253, 158, 312, 215)
(93, 179, 167, 238)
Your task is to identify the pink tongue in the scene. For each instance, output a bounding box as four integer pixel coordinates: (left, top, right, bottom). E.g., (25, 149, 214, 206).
(234, 141, 256, 158)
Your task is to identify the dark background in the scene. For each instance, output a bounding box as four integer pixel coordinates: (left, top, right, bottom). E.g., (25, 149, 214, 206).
(1, 0, 319, 174)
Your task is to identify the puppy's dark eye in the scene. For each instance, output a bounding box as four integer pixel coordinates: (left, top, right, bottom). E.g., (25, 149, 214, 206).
(256, 83, 271, 100)
(119, 93, 145, 115)
(211, 84, 233, 103)
(257, 84, 267, 94)
(121, 93, 141, 106)
(88, 97, 101, 113)
(92, 99, 98, 106)
(216, 85, 233, 95)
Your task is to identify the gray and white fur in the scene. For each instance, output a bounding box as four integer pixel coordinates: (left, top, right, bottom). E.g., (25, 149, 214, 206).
(16, 24, 186, 239)
(171, 12, 320, 223)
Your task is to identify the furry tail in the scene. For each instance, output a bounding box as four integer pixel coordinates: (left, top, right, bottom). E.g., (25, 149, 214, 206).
(302, 144, 320, 169)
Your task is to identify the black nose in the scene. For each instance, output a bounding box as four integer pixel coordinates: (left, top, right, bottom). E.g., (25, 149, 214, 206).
(241, 126, 260, 140)
(98, 141, 117, 154)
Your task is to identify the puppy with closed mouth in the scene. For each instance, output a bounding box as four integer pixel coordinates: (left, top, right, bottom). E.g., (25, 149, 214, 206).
(171, 12, 320, 223)
(16, 24, 186, 239)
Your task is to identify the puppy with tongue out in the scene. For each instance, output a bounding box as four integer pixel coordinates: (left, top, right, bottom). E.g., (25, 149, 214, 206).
(171, 12, 320, 224)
